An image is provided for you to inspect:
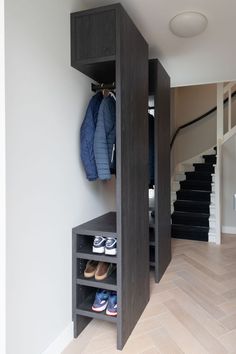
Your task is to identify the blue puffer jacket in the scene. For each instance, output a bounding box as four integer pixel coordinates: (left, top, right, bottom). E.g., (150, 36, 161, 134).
(80, 92, 103, 181)
(94, 95, 116, 180)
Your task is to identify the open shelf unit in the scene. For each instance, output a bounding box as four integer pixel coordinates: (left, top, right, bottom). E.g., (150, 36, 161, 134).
(73, 213, 118, 332)
(71, 4, 149, 350)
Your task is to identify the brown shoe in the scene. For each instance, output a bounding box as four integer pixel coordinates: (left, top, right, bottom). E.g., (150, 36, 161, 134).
(95, 262, 115, 281)
(84, 260, 98, 278)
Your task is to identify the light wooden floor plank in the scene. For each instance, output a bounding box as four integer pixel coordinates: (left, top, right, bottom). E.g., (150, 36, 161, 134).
(63, 236, 236, 354)
(164, 299, 227, 354)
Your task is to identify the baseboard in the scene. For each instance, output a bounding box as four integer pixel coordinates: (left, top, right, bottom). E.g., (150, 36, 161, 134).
(42, 322, 73, 354)
(222, 226, 236, 235)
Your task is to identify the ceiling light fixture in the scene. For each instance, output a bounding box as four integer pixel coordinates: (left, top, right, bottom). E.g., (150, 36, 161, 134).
(169, 11, 208, 38)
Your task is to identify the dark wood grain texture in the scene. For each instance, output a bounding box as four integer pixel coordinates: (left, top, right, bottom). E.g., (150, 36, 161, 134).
(151, 59, 171, 282)
(72, 231, 92, 337)
(116, 6, 149, 350)
(71, 7, 117, 83)
(71, 4, 149, 350)
(73, 212, 117, 237)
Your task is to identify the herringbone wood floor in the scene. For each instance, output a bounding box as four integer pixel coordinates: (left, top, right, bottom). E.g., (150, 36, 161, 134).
(63, 235, 236, 353)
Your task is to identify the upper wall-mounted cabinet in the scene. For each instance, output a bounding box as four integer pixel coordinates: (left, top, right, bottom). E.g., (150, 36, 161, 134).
(71, 6, 118, 83)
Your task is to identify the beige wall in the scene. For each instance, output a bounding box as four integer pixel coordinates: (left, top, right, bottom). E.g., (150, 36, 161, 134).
(171, 84, 217, 168)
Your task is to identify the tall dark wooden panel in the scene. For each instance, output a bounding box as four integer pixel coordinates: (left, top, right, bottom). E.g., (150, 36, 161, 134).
(149, 59, 171, 282)
(71, 4, 149, 350)
(116, 7, 149, 349)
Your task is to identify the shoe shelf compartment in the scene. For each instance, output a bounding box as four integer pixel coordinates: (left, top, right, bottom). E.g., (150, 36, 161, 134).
(149, 228, 155, 247)
(149, 246, 155, 267)
(149, 213, 155, 229)
(76, 258, 117, 291)
(73, 212, 118, 327)
(75, 287, 117, 323)
(149, 215, 155, 266)
(149, 197, 155, 211)
(76, 240, 117, 263)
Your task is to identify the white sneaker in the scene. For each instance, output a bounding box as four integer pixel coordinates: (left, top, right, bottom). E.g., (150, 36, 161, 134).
(92, 236, 106, 253)
(105, 237, 117, 255)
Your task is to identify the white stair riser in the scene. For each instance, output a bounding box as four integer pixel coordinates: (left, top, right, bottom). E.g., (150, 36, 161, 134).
(210, 205, 216, 216)
(172, 182, 180, 192)
(209, 219, 216, 229)
(209, 233, 216, 243)
(211, 193, 215, 203)
(180, 164, 195, 172)
(171, 192, 177, 203)
(175, 173, 186, 182)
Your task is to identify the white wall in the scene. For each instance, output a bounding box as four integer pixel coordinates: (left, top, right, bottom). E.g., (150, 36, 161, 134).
(0, 0, 6, 352)
(222, 135, 236, 231)
(5, 1, 116, 354)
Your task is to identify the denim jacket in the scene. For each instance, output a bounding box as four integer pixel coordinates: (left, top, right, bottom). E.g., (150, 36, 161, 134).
(80, 92, 103, 181)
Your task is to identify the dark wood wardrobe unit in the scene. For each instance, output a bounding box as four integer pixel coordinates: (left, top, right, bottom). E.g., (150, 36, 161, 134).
(149, 59, 171, 282)
(71, 4, 149, 350)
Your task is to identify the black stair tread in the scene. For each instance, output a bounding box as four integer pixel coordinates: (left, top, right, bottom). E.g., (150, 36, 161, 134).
(193, 164, 215, 172)
(171, 224, 209, 242)
(202, 154, 216, 158)
(180, 180, 212, 187)
(172, 211, 210, 218)
(171, 211, 210, 227)
(176, 188, 211, 194)
(174, 199, 210, 213)
(202, 155, 217, 164)
(172, 224, 209, 231)
(185, 172, 212, 181)
(193, 162, 215, 166)
(180, 180, 212, 191)
(175, 199, 210, 204)
(181, 179, 212, 184)
(176, 190, 211, 201)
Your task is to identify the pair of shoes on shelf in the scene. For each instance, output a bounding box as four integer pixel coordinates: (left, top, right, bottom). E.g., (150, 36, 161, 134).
(93, 236, 117, 255)
(84, 260, 116, 281)
(92, 289, 117, 316)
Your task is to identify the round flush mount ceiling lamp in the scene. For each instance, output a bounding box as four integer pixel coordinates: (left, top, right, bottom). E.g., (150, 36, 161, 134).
(169, 11, 208, 38)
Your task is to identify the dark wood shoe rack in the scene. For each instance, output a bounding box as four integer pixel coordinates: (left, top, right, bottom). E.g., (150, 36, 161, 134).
(72, 212, 117, 325)
(71, 4, 171, 350)
(71, 4, 149, 350)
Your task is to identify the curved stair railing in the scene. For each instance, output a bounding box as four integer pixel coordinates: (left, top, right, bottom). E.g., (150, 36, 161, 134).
(171, 89, 236, 149)
(171, 81, 236, 244)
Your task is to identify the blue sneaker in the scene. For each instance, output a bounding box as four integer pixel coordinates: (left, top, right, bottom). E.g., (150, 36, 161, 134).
(93, 236, 106, 253)
(106, 291, 117, 316)
(105, 237, 117, 255)
(92, 289, 110, 312)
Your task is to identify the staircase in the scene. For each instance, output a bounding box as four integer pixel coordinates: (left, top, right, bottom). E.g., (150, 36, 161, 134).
(171, 148, 216, 241)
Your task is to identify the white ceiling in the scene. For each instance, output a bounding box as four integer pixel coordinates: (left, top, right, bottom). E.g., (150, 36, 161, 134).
(82, 0, 236, 87)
